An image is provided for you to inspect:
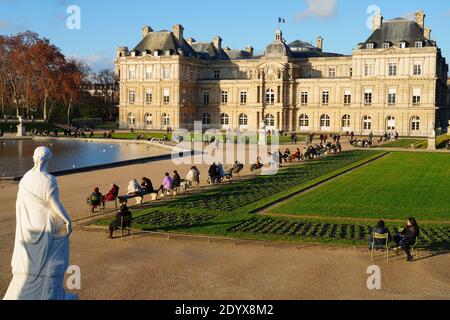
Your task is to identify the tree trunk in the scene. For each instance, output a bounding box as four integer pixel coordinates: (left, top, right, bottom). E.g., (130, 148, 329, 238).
(67, 98, 73, 126)
(43, 92, 48, 122)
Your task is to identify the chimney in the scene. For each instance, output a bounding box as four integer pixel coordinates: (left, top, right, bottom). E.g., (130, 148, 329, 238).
(245, 46, 254, 57)
(213, 36, 222, 51)
(186, 38, 196, 45)
(424, 28, 431, 40)
(372, 11, 383, 32)
(141, 26, 153, 38)
(316, 36, 323, 52)
(415, 10, 425, 29)
(172, 24, 184, 42)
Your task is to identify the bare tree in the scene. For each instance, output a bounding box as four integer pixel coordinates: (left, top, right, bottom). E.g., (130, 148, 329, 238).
(93, 69, 119, 121)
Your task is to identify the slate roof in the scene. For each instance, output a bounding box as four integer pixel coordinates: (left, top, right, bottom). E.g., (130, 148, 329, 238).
(288, 40, 343, 58)
(362, 18, 435, 48)
(133, 31, 196, 56)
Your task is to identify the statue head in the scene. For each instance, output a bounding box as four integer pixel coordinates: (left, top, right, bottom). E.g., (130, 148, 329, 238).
(33, 146, 52, 172)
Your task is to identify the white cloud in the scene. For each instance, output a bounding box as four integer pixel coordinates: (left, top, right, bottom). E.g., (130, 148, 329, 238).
(295, 0, 338, 21)
(69, 52, 114, 72)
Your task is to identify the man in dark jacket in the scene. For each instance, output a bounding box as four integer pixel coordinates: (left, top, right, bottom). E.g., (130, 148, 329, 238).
(108, 203, 132, 239)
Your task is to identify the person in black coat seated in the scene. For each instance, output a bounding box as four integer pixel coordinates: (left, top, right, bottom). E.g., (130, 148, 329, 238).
(141, 177, 155, 193)
(108, 202, 132, 239)
(394, 217, 420, 262)
(172, 170, 181, 189)
(208, 163, 219, 184)
(368, 220, 391, 249)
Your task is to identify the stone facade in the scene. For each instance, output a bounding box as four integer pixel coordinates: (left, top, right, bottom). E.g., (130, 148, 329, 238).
(115, 11, 449, 136)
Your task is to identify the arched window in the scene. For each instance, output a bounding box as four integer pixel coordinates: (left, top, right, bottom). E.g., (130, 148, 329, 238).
(363, 116, 372, 130)
(265, 89, 275, 105)
(320, 114, 331, 128)
(264, 114, 275, 127)
(221, 113, 229, 126)
(128, 113, 136, 125)
(239, 114, 248, 126)
(386, 116, 396, 131)
(342, 115, 351, 130)
(145, 113, 153, 126)
(411, 116, 420, 131)
(202, 113, 211, 125)
(299, 114, 309, 128)
(163, 113, 170, 126)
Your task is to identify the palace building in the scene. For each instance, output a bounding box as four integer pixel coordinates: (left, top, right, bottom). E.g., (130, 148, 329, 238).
(115, 11, 449, 136)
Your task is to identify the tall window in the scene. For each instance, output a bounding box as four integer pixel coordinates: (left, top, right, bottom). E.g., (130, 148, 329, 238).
(299, 114, 309, 128)
(145, 89, 153, 104)
(221, 91, 228, 105)
(239, 114, 248, 126)
(363, 116, 372, 130)
(388, 88, 396, 105)
(145, 113, 153, 126)
(163, 66, 170, 79)
(128, 67, 136, 80)
(221, 113, 229, 126)
(342, 115, 351, 129)
(344, 90, 351, 106)
(145, 66, 153, 79)
(411, 116, 420, 131)
(301, 91, 308, 106)
(203, 91, 210, 104)
(128, 113, 136, 125)
(163, 89, 170, 104)
(320, 114, 331, 128)
(365, 64, 373, 77)
(412, 88, 421, 105)
(399, 42, 407, 49)
(328, 68, 336, 78)
(265, 89, 275, 105)
(264, 114, 275, 127)
(413, 64, 422, 76)
(366, 43, 374, 49)
(202, 113, 211, 125)
(214, 70, 220, 79)
(240, 91, 247, 105)
(364, 89, 372, 106)
(129, 90, 136, 104)
(387, 116, 396, 131)
(163, 114, 170, 126)
(322, 91, 329, 105)
(382, 42, 390, 49)
(415, 41, 423, 48)
(388, 63, 397, 76)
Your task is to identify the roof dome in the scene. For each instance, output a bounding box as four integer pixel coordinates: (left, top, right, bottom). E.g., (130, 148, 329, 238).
(264, 29, 292, 58)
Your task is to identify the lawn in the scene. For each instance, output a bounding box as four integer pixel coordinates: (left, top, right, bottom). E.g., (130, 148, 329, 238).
(269, 152, 450, 221)
(382, 139, 425, 148)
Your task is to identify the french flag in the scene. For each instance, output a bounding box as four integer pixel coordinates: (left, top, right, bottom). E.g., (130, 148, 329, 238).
(278, 17, 286, 23)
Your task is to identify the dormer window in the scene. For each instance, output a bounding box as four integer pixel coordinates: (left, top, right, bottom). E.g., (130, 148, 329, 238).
(382, 42, 390, 49)
(366, 43, 374, 50)
(399, 42, 407, 49)
(415, 41, 423, 48)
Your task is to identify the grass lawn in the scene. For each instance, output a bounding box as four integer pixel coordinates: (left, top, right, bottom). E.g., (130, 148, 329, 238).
(269, 152, 450, 221)
(382, 139, 425, 148)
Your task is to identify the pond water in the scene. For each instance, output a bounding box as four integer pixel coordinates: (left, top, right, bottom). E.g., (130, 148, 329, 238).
(0, 139, 169, 177)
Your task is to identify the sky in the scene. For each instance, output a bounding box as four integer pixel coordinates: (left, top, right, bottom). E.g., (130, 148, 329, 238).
(1, 0, 450, 71)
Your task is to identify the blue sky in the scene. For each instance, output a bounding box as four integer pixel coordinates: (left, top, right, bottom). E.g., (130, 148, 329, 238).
(1, 0, 450, 71)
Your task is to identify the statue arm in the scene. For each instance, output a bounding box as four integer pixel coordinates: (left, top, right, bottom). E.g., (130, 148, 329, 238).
(49, 188, 73, 236)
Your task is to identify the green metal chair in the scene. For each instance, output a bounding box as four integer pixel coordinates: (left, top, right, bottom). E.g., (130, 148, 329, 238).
(371, 233, 390, 262)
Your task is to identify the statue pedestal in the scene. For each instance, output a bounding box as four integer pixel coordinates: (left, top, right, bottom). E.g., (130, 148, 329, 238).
(427, 138, 436, 150)
(16, 123, 25, 137)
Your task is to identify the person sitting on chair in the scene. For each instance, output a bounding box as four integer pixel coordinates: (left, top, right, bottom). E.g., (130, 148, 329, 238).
(103, 183, 120, 205)
(157, 173, 173, 196)
(394, 217, 420, 262)
(186, 166, 200, 187)
(208, 163, 219, 184)
(250, 157, 263, 172)
(88, 187, 104, 213)
(368, 220, 391, 250)
(230, 161, 244, 176)
(172, 171, 181, 192)
(108, 202, 132, 239)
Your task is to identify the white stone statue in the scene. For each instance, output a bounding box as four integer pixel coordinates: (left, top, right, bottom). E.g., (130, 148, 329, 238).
(3, 147, 74, 300)
(429, 122, 436, 138)
(16, 116, 25, 137)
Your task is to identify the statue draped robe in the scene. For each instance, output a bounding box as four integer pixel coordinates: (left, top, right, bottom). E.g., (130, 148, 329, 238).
(3, 169, 70, 300)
